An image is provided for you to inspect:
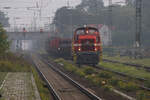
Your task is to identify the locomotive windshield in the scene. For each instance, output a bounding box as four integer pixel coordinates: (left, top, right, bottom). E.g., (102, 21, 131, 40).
(76, 30, 85, 35)
(75, 27, 99, 35)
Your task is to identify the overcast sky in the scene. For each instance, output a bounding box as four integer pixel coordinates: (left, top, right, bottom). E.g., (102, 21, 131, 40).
(0, 0, 124, 28)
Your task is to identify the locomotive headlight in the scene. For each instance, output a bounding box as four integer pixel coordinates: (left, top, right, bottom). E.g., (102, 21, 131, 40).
(94, 44, 97, 46)
(85, 29, 89, 34)
(78, 47, 81, 51)
(58, 48, 60, 50)
(95, 48, 97, 51)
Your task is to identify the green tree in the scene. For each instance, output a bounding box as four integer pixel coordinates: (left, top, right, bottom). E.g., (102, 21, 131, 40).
(76, 0, 104, 15)
(111, 5, 135, 46)
(0, 24, 9, 54)
(53, 7, 91, 37)
(126, 0, 135, 6)
(53, 0, 105, 37)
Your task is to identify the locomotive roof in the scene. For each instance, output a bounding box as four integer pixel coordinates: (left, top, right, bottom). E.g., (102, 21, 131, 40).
(75, 27, 99, 31)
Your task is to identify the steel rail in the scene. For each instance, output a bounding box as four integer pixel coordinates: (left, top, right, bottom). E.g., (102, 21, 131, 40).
(32, 58, 61, 100)
(103, 59, 150, 72)
(95, 65, 147, 81)
(94, 66, 150, 91)
(42, 58, 102, 100)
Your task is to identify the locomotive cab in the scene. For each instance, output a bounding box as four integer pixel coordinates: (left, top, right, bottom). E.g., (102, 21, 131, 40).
(73, 27, 102, 65)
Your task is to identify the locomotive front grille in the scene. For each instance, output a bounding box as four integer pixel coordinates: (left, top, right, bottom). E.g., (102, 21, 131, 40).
(81, 39, 95, 51)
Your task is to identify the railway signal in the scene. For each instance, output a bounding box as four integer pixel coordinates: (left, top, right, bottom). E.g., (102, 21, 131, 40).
(23, 27, 27, 32)
(132, 0, 143, 59)
(40, 28, 43, 33)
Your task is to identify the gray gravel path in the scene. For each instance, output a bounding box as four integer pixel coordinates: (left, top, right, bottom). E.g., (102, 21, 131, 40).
(0, 72, 41, 100)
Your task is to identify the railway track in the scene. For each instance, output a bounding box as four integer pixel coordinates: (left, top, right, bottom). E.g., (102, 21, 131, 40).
(31, 54, 102, 100)
(103, 59, 150, 72)
(94, 65, 150, 91)
(42, 54, 150, 91)
(95, 65, 147, 82)
(100, 59, 150, 91)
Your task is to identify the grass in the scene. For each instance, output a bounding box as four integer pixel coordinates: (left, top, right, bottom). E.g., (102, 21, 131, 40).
(136, 91, 150, 100)
(55, 59, 116, 88)
(0, 72, 7, 86)
(118, 81, 139, 92)
(82, 67, 96, 75)
(103, 55, 150, 67)
(98, 71, 112, 79)
(0, 60, 31, 72)
(54, 58, 150, 100)
(99, 62, 150, 80)
(0, 53, 31, 72)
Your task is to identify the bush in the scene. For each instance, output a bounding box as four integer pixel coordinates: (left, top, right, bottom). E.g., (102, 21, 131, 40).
(0, 24, 9, 55)
(82, 67, 96, 75)
(0, 60, 31, 72)
(92, 77, 101, 86)
(103, 85, 113, 92)
(75, 69, 85, 77)
(98, 71, 112, 79)
(54, 58, 64, 63)
(118, 81, 139, 92)
(55, 59, 78, 73)
(85, 75, 102, 86)
(144, 80, 150, 88)
(64, 63, 77, 73)
(109, 77, 120, 86)
(136, 91, 146, 100)
(85, 75, 94, 81)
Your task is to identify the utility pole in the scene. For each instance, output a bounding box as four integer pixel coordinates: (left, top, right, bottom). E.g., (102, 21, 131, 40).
(95, 0, 98, 29)
(33, 11, 37, 32)
(13, 17, 20, 32)
(13, 17, 16, 32)
(67, 0, 70, 7)
(95, 0, 98, 15)
(38, 0, 42, 21)
(67, 0, 73, 37)
(108, 0, 112, 45)
(135, 0, 142, 48)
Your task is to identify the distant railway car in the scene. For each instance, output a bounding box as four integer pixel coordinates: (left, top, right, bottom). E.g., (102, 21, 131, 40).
(72, 26, 102, 66)
(47, 37, 72, 57)
(40, 29, 43, 33)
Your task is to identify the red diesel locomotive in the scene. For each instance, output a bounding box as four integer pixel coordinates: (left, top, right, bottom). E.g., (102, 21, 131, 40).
(72, 26, 102, 65)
